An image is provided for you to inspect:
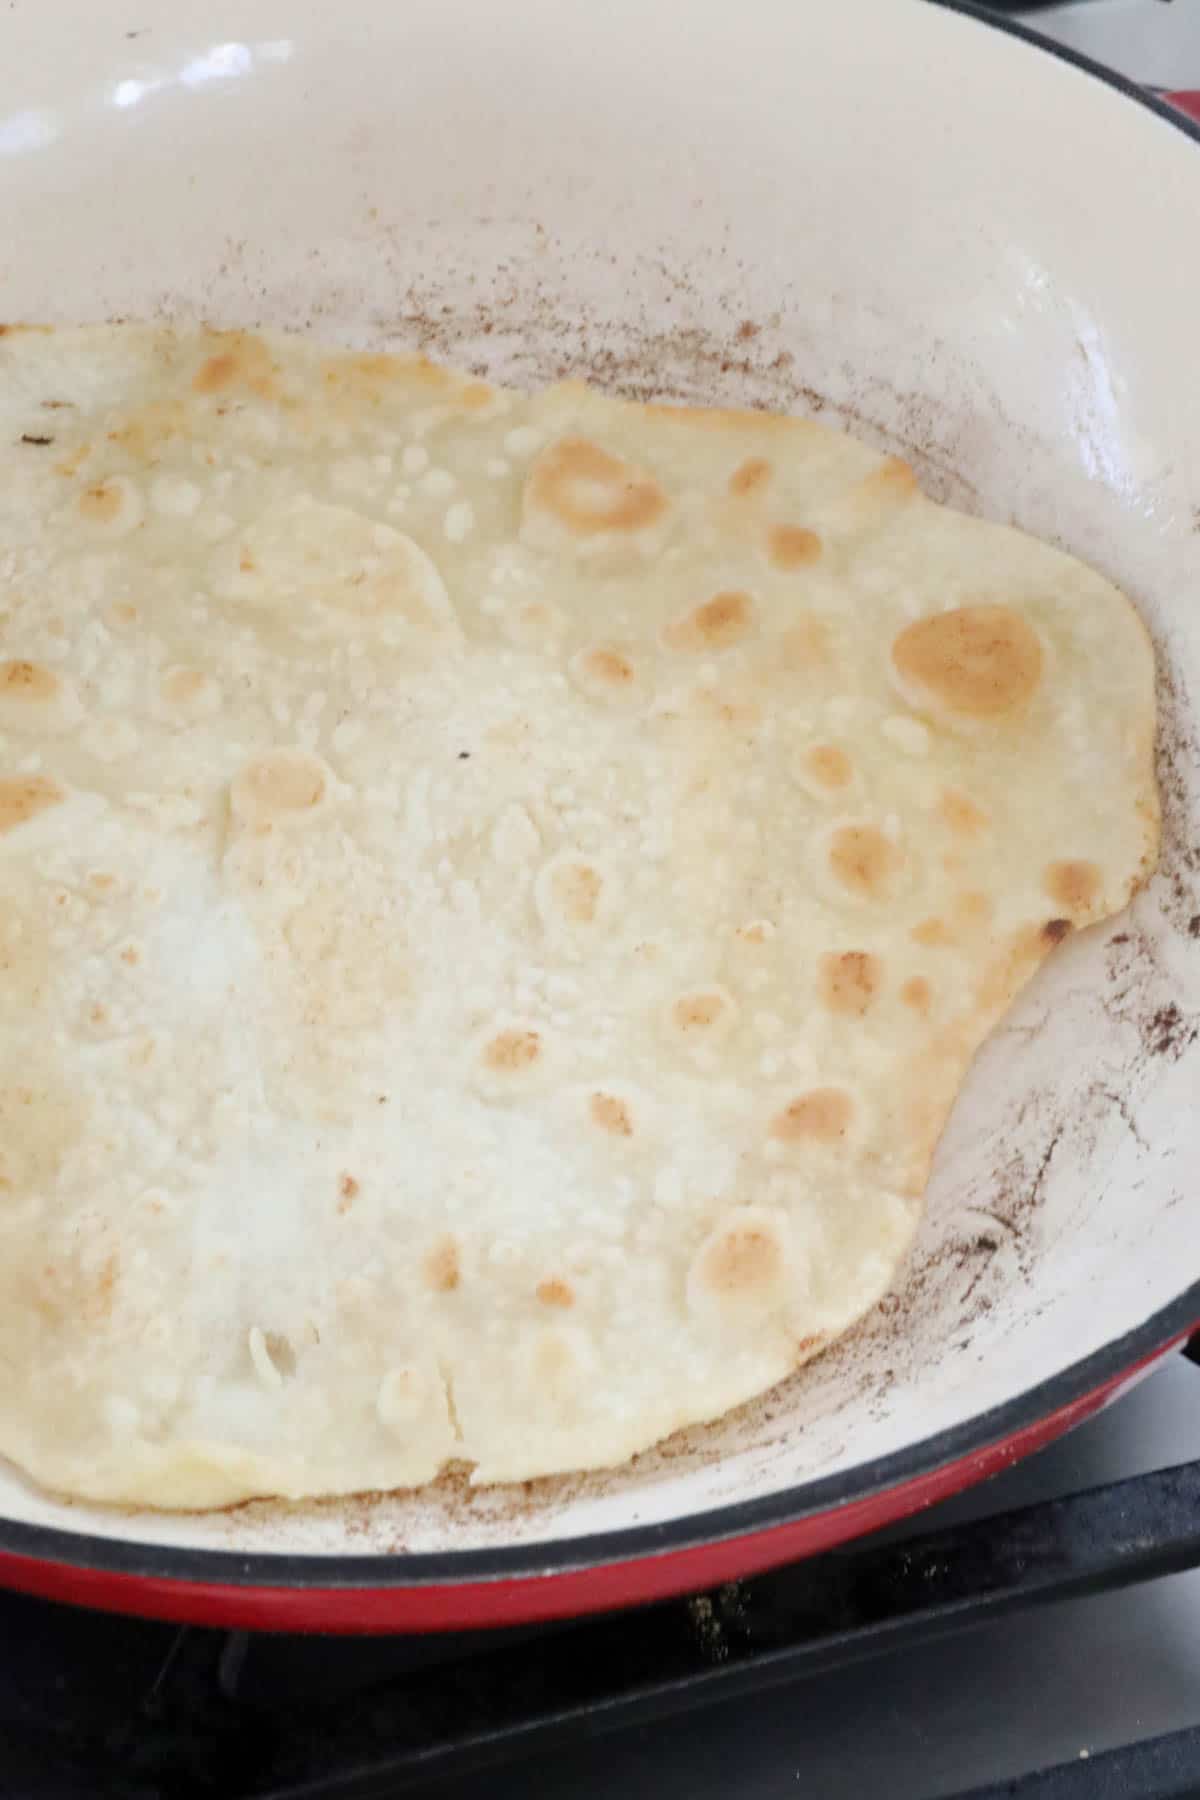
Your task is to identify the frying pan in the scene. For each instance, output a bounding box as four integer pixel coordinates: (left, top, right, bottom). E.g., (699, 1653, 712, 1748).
(0, 0, 1197, 1633)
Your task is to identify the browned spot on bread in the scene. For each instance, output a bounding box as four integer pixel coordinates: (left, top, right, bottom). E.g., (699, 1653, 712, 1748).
(663, 589, 756, 653)
(691, 1212, 786, 1301)
(425, 1237, 461, 1293)
(819, 950, 883, 1016)
(771, 1087, 854, 1144)
(911, 917, 953, 949)
(0, 660, 59, 702)
(483, 1028, 542, 1074)
(956, 890, 994, 929)
(118, 945, 140, 966)
(670, 989, 735, 1035)
(507, 600, 562, 648)
(161, 667, 219, 713)
(161, 670, 203, 705)
(728, 456, 771, 498)
(338, 1173, 360, 1201)
(367, 353, 452, 392)
(525, 437, 667, 538)
(459, 381, 495, 410)
(547, 861, 602, 925)
(939, 787, 990, 837)
(590, 1092, 633, 1137)
(734, 920, 772, 947)
(525, 1330, 575, 1398)
(901, 975, 933, 1015)
(1044, 859, 1102, 915)
(805, 743, 853, 790)
(767, 524, 823, 570)
(77, 480, 124, 525)
(892, 604, 1044, 719)
(864, 455, 920, 499)
(350, 352, 401, 384)
(1042, 917, 1073, 945)
(231, 750, 328, 824)
(193, 352, 238, 394)
(103, 398, 189, 462)
(778, 616, 829, 672)
(828, 824, 901, 901)
(575, 645, 636, 690)
(329, 350, 446, 396)
(536, 1277, 575, 1309)
(192, 333, 279, 402)
(0, 775, 64, 835)
(107, 602, 138, 627)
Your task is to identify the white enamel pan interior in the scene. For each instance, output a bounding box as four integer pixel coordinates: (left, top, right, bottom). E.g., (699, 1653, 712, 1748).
(0, 0, 1197, 1579)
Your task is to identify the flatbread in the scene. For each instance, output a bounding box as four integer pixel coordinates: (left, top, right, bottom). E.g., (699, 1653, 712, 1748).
(0, 325, 1158, 1508)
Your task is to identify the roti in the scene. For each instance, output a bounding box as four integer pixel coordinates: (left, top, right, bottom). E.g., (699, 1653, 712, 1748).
(0, 325, 1158, 1508)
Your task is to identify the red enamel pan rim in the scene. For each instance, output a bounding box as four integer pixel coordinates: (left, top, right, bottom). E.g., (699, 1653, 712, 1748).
(0, 1329, 1195, 1631)
(0, 1300, 1198, 1629)
(0, 1, 1197, 1616)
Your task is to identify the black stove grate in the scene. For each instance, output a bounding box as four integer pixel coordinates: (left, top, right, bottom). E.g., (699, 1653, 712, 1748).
(7, 1435, 1200, 1799)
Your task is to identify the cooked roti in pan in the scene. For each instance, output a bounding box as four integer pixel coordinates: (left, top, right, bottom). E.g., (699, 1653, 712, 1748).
(0, 326, 1158, 1508)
